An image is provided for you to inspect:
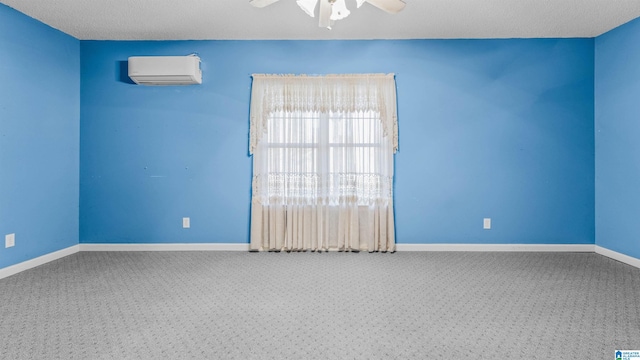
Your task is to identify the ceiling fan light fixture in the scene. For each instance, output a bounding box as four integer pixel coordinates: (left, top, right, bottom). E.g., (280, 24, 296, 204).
(296, 0, 318, 17)
(251, 0, 406, 29)
(330, 0, 350, 21)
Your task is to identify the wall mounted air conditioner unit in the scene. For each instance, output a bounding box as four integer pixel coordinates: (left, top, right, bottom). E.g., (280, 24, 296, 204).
(128, 55, 202, 85)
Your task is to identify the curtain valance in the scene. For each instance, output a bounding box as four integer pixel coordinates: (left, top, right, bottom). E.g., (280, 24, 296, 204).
(249, 74, 398, 155)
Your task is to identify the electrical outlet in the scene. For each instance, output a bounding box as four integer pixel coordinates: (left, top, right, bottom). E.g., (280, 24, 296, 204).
(182, 217, 190, 229)
(483, 218, 491, 230)
(5, 233, 15, 248)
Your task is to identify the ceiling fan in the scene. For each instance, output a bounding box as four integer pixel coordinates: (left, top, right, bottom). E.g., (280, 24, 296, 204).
(249, 0, 406, 29)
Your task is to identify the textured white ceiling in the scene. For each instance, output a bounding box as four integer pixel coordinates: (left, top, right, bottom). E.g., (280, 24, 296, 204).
(1, 0, 640, 40)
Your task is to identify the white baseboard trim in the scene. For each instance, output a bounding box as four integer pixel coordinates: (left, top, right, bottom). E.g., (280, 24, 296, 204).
(81, 243, 595, 253)
(395, 243, 596, 252)
(3, 243, 636, 280)
(79, 243, 250, 252)
(595, 246, 640, 269)
(0, 245, 80, 280)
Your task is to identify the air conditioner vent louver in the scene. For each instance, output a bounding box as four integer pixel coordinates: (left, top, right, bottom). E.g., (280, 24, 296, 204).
(128, 56, 202, 86)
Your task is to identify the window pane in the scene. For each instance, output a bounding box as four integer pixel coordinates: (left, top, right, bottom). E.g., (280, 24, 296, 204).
(264, 109, 387, 204)
(328, 110, 379, 145)
(267, 110, 318, 145)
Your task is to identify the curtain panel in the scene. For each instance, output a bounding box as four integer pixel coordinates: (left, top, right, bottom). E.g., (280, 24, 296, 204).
(249, 74, 398, 252)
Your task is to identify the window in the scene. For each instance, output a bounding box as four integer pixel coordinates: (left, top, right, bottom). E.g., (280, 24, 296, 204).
(249, 74, 397, 252)
(264, 110, 391, 205)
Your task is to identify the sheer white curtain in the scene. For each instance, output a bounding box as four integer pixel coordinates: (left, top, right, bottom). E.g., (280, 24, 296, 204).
(249, 74, 398, 252)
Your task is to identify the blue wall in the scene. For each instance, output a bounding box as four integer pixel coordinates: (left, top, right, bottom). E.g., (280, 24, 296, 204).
(80, 39, 595, 245)
(6, 2, 640, 267)
(595, 17, 640, 259)
(0, 4, 80, 269)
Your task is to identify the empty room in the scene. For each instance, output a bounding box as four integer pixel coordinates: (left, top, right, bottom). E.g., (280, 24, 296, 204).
(1, 0, 639, 358)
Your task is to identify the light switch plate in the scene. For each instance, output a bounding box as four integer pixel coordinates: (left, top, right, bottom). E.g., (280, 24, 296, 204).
(5, 233, 15, 248)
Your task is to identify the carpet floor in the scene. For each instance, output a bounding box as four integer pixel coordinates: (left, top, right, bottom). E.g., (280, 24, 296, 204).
(0, 251, 639, 359)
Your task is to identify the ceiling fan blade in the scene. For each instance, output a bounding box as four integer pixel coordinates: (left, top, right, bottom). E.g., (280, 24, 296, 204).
(297, 0, 318, 17)
(249, 0, 281, 8)
(364, 0, 406, 14)
(318, 0, 331, 28)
